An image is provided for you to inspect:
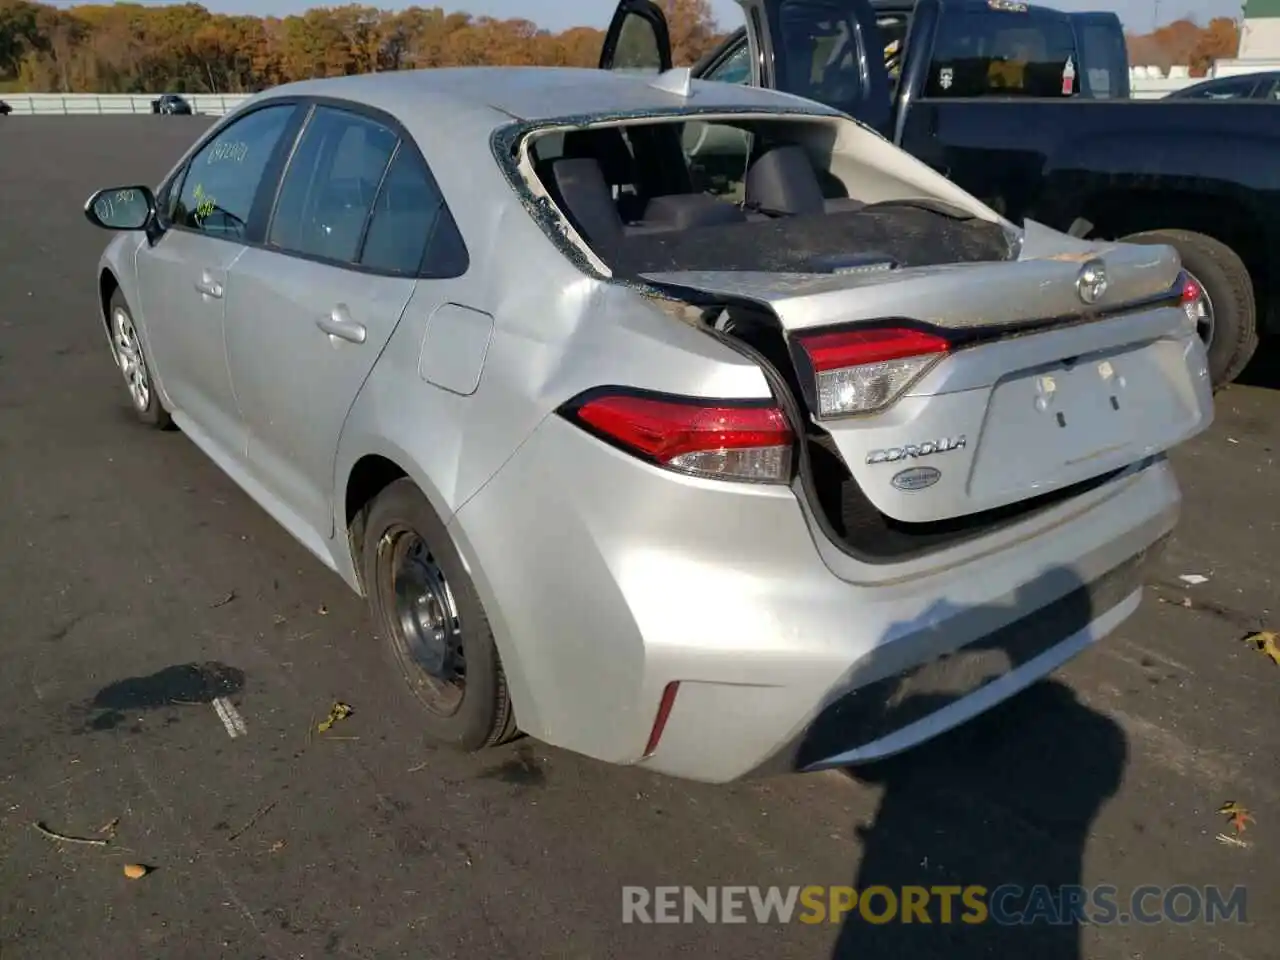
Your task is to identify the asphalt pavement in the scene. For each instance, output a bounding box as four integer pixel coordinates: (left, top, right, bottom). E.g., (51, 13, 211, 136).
(0, 117, 1275, 960)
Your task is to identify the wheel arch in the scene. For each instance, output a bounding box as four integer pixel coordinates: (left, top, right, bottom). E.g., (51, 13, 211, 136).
(99, 267, 121, 334)
(337, 445, 541, 736)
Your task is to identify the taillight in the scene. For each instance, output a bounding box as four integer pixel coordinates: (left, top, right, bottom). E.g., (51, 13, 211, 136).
(1179, 271, 1204, 322)
(562, 389, 794, 484)
(796, 326, 950, 418)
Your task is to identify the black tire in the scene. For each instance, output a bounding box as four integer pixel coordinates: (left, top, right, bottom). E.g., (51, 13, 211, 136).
(107, 290, 174, 429)
(359, 478, 517, 750)
(1120, 229, 1257, 390)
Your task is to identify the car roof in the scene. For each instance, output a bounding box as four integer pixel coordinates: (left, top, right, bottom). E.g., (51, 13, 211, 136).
(252, 66, 843, 126)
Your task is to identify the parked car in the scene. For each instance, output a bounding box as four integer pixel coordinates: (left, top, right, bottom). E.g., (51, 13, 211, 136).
(151, 94, 192, 115)
(610, 0, 1280, 389)
(1164, 71, 1280, 101)
(83, 67, 1211, 783)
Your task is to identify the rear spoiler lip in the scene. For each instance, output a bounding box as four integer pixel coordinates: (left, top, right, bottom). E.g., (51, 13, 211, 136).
(641, 273, 1186, 423)
(640, 272, 1186, 349)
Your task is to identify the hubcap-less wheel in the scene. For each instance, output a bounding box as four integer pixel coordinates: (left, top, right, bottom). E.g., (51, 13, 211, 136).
(111, 307, 151, 412)
(382, 526, 466, 716)
(1183, 271, 1215, 350)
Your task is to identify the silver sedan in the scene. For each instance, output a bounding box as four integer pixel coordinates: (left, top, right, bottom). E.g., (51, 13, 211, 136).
(85, 66, 1211, 783)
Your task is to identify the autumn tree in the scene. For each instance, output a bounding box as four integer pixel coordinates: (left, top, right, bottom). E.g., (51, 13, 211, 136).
(656, 0, 720, 65)
(3, 0, 1236, 94)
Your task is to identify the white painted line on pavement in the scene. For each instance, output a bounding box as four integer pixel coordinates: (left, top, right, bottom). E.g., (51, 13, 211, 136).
(212, 696, 248, 738)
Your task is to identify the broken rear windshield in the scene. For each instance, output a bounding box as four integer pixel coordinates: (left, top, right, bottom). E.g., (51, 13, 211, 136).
(522, 116, 1012, 278)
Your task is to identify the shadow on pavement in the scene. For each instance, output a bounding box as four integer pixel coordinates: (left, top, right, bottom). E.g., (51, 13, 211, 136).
(795, 565, 1129, 959)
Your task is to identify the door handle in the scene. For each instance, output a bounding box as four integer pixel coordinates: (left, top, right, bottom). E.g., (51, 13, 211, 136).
(194, 277, 223, 298)
(316, 308, 366, 344)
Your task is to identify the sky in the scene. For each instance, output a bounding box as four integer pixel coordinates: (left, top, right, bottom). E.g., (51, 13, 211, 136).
(43, 0, 1252, 36)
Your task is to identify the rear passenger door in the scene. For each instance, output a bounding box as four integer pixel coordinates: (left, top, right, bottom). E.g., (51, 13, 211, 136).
(222, 102, 467, 539)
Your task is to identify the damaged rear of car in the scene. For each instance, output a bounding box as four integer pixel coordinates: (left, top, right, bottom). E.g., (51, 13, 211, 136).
(458, 88, 1212, 782)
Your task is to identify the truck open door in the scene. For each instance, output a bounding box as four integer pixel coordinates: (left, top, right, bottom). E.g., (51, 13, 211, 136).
(599, 0, 673, 73)
(601, 0, 894, 136)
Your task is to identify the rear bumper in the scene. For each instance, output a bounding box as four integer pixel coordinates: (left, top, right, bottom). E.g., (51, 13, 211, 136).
(450, 415, 1181, 784)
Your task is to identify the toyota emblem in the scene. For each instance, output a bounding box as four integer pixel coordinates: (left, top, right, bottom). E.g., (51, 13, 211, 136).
(1076, 260, 1108, 305)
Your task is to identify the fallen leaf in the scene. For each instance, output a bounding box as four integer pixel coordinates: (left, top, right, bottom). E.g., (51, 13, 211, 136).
(123, 863, 149, 879)
(269, 840, 286, 854)
(209, 590, 236, 609)
(1242, 631, 1280, 666)
(1218, 801, 1255, 833)
(1216, 833, 1250, 849)
(316, 702, 353, 733)
(317, 604, 329, 616)
(98, 818, 120, 836)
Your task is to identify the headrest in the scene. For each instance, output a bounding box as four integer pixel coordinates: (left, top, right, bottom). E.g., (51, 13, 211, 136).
(548, 157, 624, 247)
(744, 144, 826, 216)
(563, 129, 635, 186)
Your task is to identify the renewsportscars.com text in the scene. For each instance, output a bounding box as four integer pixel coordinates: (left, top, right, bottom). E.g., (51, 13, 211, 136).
(621, 884, 1248, 926)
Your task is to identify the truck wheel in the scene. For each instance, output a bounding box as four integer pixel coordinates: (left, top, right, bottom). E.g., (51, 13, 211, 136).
(1120, 229, 1257, 390)
(359, 478, 518, 751)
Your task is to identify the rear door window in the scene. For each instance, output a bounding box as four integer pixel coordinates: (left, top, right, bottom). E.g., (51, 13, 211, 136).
(776, 1, 867, 106)
(925, 5, 1080, 98)
(706, 42, 751, 84)
(268, 105, 398, 264)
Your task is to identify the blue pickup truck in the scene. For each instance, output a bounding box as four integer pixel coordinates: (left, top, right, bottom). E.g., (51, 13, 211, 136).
(603, 0, 1280, 388)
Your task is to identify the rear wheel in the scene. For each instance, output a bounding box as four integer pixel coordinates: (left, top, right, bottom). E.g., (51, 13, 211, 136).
(359, 479, 517, 750)
(1119, 229, 1257, 390)
(108, 290, 173, 429)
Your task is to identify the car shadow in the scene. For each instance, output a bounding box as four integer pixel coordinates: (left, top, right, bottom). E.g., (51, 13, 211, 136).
(790, 564, 1130, 959)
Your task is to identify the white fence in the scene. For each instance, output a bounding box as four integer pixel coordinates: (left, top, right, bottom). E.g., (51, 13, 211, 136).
(1, 93, 251, 116)
(0, 75, 1221, 113)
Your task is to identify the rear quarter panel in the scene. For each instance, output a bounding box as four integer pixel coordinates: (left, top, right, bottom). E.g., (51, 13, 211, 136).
(332, 118, 774, 736)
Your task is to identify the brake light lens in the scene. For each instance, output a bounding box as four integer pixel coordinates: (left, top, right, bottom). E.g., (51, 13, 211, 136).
(1179, 271, 1205, 324)
(565, 391, 794, 483)
(797, 327, 950, 418)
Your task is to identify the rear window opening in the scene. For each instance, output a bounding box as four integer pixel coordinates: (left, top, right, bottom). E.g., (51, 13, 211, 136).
(516, 114, 1015, 279)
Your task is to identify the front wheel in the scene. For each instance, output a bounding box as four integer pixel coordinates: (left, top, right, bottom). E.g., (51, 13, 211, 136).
(108, 291, 173, 429)
(359, 478, 517, 750)
(1119, 229, 1257, 390)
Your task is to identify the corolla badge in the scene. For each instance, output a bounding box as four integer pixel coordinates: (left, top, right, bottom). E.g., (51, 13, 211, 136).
(866, 435, 967, 465)
(1076, 259, 1108, 305)
(892, 466, 942, 491)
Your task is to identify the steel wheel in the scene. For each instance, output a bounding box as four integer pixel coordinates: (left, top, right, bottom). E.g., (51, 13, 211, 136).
(1183, 270, 1215, 350)
(380, 525, 466, 716)
(111, 306, 151, 413)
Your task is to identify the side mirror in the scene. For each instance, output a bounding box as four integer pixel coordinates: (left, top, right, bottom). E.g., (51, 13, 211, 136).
(84, 186, 156, 231)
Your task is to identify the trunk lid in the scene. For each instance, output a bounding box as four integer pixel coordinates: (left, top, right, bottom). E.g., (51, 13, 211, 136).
(644, 237, 1213, 524)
